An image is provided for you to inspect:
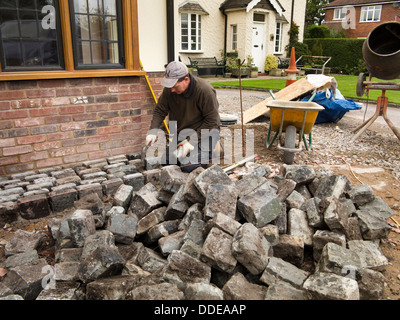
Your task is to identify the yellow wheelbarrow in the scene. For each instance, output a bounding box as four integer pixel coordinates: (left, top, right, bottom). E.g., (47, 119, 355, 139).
(266, 100, 324, 164)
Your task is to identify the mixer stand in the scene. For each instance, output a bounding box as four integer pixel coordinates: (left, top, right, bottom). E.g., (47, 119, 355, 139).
(351, 77, 400, 142)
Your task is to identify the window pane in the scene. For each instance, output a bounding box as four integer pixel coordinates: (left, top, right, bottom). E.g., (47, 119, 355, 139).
(74, 0, 87, 13)
(0, 0, 63, 71)
(71, 0, 124, 69)
(75, 14, 89, 40)
(89, 0, 103, 14)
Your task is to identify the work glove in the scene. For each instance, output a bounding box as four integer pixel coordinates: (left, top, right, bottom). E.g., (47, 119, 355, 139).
(146, 134, 157, 146)
(174, 139, 194, 159)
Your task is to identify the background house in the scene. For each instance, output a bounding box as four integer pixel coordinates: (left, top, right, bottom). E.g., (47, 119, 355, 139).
(0, 0, 306, 176)
(323, 0, 400, 38)
(140, 0, 307, 73)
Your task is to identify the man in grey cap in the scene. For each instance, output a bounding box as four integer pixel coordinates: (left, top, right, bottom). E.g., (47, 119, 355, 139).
(146, 61, 221, 173)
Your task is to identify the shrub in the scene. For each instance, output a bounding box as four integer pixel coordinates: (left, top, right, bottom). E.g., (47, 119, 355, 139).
(306, 25, 331, 38)
(264, 54, 278, 72)
(304, 38, 365, 74)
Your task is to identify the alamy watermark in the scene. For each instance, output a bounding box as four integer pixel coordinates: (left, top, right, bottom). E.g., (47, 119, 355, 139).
(41, 5, 56, 30)
(145, 122, 255, 167)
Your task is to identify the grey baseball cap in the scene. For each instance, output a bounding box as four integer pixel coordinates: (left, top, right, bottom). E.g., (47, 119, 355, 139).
(161, 61, 189, 88)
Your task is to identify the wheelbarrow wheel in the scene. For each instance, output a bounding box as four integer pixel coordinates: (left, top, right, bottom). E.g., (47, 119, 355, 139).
(283, 125, 296, 164)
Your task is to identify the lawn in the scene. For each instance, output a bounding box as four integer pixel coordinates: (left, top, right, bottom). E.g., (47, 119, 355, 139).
(210, 75, 400, 105)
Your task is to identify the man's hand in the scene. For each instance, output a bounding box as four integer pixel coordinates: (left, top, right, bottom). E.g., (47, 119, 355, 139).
(146, 134, 157, 146)
(174, 140, 194, 159)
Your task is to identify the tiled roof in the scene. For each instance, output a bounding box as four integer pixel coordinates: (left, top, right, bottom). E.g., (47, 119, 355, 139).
(179, 2, 209, 15)
(220, 0, 274, 11)
(324, 0, 399, 8)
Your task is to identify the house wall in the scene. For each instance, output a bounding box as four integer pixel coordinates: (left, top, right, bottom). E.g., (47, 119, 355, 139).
(0, 75, 164, 176)
(176, 0, 226, 65)
(279, 0, 307, 42)
(324, 3, 397, 38)
(138, 0, 169, 71)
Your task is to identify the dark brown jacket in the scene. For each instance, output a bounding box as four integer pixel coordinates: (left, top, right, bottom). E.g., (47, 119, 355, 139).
(150, 75, 220, 143)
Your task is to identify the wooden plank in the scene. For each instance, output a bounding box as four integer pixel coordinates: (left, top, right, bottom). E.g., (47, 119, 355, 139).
(243, 78, 317, 124)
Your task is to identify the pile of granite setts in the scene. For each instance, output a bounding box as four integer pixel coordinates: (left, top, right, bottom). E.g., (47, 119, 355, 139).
(0, 158, 395, 300)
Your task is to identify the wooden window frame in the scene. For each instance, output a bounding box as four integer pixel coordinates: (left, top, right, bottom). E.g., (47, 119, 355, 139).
(0, 0, 144, 81)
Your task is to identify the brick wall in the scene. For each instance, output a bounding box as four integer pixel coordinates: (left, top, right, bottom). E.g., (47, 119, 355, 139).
(0, 73, 164, 176)
(324, 4, 397, 38)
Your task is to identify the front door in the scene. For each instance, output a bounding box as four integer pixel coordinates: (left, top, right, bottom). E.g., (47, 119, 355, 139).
(252, 23, 266, 72)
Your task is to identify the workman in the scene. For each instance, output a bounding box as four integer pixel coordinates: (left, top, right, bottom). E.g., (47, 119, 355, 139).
(146, 61, 221, 173)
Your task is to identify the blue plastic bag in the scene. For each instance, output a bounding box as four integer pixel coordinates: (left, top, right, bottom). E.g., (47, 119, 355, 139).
(302, 89, 361, 124)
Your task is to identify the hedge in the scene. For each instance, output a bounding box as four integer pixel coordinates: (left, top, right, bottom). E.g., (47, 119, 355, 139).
(303, 38, 366, 74)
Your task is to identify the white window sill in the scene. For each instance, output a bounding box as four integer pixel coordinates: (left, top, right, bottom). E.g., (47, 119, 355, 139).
(179, 50, 204, 54)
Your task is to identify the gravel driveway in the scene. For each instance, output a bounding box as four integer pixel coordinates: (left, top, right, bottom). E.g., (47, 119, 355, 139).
(215, 88, 400, 182)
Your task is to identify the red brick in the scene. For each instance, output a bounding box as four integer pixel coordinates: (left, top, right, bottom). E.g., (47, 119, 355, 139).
(7, 80, 38, 90)
(122, 123, 142, 131)
(30, 107, 58, 117)
(110, 102, 130, 111)
(83, 87, 107, 95)
(31, 125, 58, 136)
(34, 141, 62, 151)
(0, 102, 11, 110)
(56, 88, 83, 97)
(76, 144, 100, 153)
(73, 113, 97, 121)
(86, 104, 109, 112)
(63, 153, 88, 164)
(59, 105, 85, 115)
(0, 110, 29, 120)
(17, 135, 46, 145)
(49, 147, 75, 158)
(109, 85, 131, 93)
(98, 111, 119, 119)
(0, 138, 15, 148)
(15, 118, 44, 128)
(3, 145, 33, 156)
(45, 115, 72, 125)
(109, 117, 133, 126)
(20, 151, 48, 163)
(87, 135, 110, 144)
(60, 122, 86, 132)
(47, 132, 73, 142)
(67, 78, 93, 87)
(120, 92, 143, 101)
(120, 77, 140, 85)
(95, 77, 119, 85)
(98, 126, 122, 135)
(88, 150, 113, 160)
(0, 91, 26, 100)
(0, 156, 18, 166)
(110, 146, 136, 156)
(12, 99, 42, 109)
(101, 140, 122, 150)
(38, 79, 67, 88)
(36, 158, 63, 169)
(110, 132, 134, 141)
(42, 97, 71, 106)
(26, 89, 56, 98)
(0, 121, 13, 130)
(62, 138, 86, 147)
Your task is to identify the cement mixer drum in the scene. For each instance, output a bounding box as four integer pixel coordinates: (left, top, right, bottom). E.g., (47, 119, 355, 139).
(362, 22, 400, 80)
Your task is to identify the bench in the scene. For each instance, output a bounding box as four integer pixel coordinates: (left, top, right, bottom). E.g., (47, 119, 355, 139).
(188, 57, 225, 77)
(295, 55, 332, 75)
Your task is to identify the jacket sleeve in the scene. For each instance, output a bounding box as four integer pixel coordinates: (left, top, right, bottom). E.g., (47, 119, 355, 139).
(149, 89, 170, 131)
